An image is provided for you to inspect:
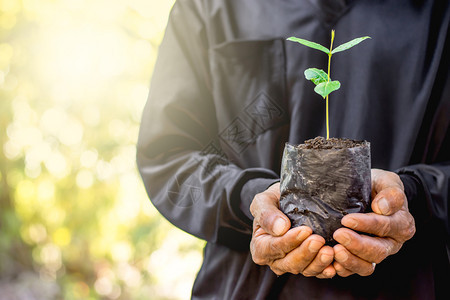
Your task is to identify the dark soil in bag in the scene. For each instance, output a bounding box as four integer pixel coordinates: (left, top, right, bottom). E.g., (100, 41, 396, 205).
(280, 137, 371, 245)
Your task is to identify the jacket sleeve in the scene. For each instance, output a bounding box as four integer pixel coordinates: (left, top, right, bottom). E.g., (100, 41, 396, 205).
(136, 0, 279, 251)
(398, 162, 450, 264)
(398, 163, 450, 236)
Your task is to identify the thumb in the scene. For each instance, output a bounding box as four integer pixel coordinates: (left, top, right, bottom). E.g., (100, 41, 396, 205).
(267, 214, 291, 236)
(250, 183, 291, 236)
(371, 186, 406, 215)
(371, 169, 406, 215)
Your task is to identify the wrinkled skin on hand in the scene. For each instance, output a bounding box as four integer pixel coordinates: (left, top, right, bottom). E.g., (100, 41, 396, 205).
(332, 169, 416, 277)
(250, 183, 336, 278)
(249, 169, 416, 278)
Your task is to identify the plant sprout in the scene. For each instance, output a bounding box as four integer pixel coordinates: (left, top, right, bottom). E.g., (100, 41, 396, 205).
(287, 30, 371, 139)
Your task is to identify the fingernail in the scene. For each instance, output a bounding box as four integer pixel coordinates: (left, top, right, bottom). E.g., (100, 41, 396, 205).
(378, 198, 390, 215)
(335, 250, 348, 262)
(273, 218, 287, 236)
(339, 232, 351, 246)
(344, 217, 358, 229)
(308, 240, 322, 252)
(321, 253, 333, 264)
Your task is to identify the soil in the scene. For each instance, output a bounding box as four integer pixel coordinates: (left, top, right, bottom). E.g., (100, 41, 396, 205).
(298, 136, 366, 150)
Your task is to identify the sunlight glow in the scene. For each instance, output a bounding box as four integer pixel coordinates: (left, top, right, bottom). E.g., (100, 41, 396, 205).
(1, 1, 203, 299)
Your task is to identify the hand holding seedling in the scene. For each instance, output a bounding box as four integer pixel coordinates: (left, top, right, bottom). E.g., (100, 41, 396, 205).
(250, 171, 415, 278)
(250, 183, 336, 278)
(251, 31, 414, 278)
(287, 31, 370, 139)
(332, 169, 416, 276)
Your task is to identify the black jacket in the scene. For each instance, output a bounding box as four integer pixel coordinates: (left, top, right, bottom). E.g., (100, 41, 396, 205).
(137, 0, 450, 298)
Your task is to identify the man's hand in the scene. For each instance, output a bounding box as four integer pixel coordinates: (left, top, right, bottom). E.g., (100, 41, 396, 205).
(250, 183, 336, 278)
(333, 169, 416, 277)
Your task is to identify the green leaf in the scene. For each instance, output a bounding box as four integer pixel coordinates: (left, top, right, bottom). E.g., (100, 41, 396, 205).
(331, 36, 371, 54)
(314, 81, 341, 98)
(304, 68, 328, 85)
(287, 37, 330, 54)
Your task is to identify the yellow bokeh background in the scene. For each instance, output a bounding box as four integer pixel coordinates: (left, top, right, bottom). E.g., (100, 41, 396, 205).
(0, 1, 204, 299)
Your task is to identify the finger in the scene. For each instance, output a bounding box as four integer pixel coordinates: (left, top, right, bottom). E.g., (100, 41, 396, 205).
(333, 228, 399, 264)
(341, 212, 415, 242)
(251, 226, 312, 265)
(302, 246, 334, 277)
(334, 244, 375, 276)
(372, 186, 406, 216)
(371, 169, 404, 193)
(270, 235, 325, 275)
(255, 226, 312, 259)
(250, 182, 281, 212)
(252, 200, 291, 236)
(316, 265, 337, 279)
(250, 185, 291, 237)
(265, 182, 281, 198)
(371, 169, 405, 215)
(333, 261, 354, 277)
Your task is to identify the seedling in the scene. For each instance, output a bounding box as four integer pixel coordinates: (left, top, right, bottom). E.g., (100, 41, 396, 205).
(287, 30, 370, 139)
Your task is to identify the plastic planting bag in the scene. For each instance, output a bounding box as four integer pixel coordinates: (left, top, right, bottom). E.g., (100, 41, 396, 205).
(280, 137, 371, 245)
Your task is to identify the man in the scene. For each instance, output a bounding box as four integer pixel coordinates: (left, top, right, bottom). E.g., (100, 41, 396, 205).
(137, 0, 449, 298)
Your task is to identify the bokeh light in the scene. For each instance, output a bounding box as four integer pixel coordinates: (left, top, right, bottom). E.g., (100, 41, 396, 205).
(0, 1, 204, 299)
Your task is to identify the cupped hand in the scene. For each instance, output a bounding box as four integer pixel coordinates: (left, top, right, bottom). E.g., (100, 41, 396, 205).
(333, 169, 416, 277)
(250, 183, 336, 278)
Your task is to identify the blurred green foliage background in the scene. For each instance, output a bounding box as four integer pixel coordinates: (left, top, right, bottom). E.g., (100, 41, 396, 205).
(0, 0, 204, 299)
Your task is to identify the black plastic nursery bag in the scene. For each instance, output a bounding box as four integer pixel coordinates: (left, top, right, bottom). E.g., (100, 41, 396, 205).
(279, 138, 371, 244)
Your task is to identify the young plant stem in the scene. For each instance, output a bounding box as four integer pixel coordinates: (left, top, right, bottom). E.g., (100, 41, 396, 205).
(288, 30, 370, 139)
(326, 30, 335, 140)
(326, 96, 329, 140)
